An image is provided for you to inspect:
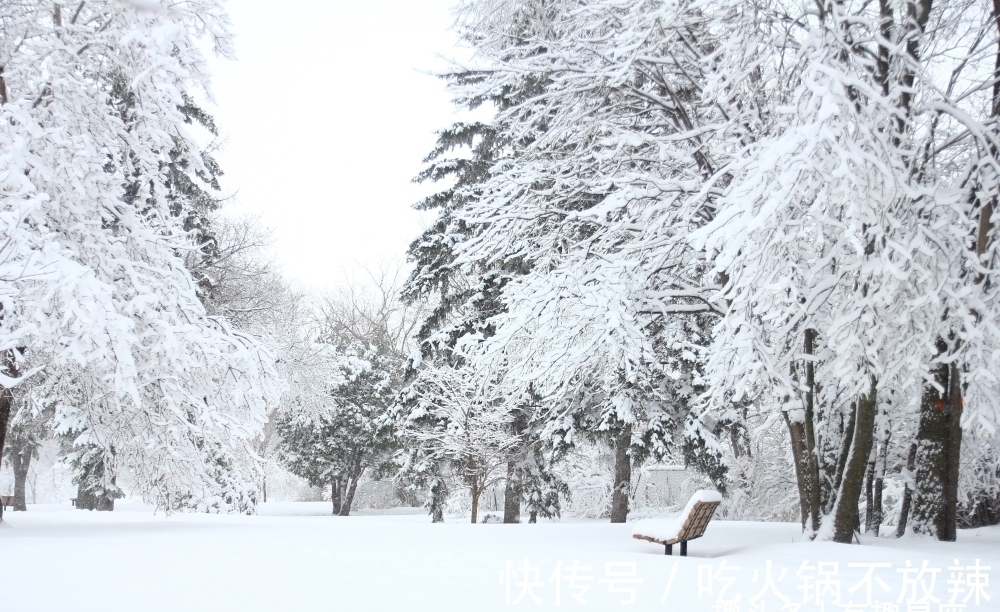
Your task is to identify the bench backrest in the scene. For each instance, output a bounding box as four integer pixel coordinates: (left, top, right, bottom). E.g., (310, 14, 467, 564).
(676, 500, 721, 541)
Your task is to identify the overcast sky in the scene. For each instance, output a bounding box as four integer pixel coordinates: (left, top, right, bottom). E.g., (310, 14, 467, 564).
(206, 0, 471, 290)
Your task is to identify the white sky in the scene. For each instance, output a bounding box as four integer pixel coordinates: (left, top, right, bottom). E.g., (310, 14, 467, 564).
(206, 0, 471, 290)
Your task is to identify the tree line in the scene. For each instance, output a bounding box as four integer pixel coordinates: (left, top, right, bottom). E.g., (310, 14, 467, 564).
(3, 0, 1000, 543)
(394, 0, 1000, 541)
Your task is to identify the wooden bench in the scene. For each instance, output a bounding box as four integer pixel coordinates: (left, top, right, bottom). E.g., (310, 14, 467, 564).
(0, 495, 14, 510)
(632, 490, 722, 556)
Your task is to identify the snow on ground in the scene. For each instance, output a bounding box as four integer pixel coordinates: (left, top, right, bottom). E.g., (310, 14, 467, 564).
(1, 503, 997, 611)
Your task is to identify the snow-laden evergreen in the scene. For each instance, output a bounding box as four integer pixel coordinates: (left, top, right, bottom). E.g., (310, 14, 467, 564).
(0, 0, 280, 512)
(396, 0, 1000, 535)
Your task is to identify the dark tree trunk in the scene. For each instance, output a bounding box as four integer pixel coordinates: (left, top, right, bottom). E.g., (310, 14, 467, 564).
(470, 474, 480, 524)
(430, 478, 446, 523)
(0, 352, 17, 522)
(870, 425, 889, 536)
(832, 404, 857, 498)
(864, 447, 876, 533)
(784, 411, 810, 530)
(941, 363, 963, 541)
(913, 348, 953, 539)
(803, 328, 822, 534)
(896, 443, 917, 537)
(331, 480, 342, 516)
(832, 378, 877, 543)
(338, 460, 364, 517)
(503, 462, 520, 523)
(609, 427, 632, 523)
(339, 479, 359, 517)
(11, 448, 30, 511)
(95, 476, 116, 511)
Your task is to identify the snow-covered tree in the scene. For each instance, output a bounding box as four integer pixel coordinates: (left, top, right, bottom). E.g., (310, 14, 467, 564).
(429, 0, 736, 523)
(278, 343, 397, 516)
(413, 0, 1000, 540)
(0, 0, 280, 515)
(395, 363, 522, 523)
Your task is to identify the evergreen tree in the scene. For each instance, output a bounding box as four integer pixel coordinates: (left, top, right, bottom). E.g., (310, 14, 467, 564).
(278, 343, 398, 516)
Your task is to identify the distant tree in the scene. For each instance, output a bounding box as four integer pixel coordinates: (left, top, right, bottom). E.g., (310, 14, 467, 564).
(278, 343, 397, 515)
(277, 264, 421, 515)
(395, 363, 521, 523)
(3, 395, 51, 511)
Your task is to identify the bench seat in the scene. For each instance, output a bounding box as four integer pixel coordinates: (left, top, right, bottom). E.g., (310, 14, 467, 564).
(632, 490, 722, 556)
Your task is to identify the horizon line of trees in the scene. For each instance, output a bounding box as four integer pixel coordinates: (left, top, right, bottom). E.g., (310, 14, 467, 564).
(5, 0, 1000, 542)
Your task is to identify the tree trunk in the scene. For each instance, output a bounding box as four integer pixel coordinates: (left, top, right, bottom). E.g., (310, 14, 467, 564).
(871, 425, 889, 536)
(609, 427, 632, 523)
(803, 328, 822, 534)
(11, 448, 30, 511)
(0, 352, 17, 522)
(864, 447, 876, 533)
(338, 460, 363, 517)
(430, 478, 446, 523)
(96, 475, 116, 512)
(339, 479, 359, 517)
(470, 474, 480, 524)
(831, 378, 877, 543)
(912, 349, 952, 538)
(331, 480, 341, 516)
(832, 404, 857, 498)
(895, 442, 917, 537)
(784, 411, 810, 530)
(941, 363, 963, 541)
(503, 462, 520, 523)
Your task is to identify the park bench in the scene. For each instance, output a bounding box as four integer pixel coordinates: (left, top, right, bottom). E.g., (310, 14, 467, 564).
(1, 495, 14, 510)
(631, 490, 722, 556)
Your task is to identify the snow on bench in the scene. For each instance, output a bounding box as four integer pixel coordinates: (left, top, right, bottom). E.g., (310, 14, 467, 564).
(631, 490, 722, 556)
(1, 495, 13, 510)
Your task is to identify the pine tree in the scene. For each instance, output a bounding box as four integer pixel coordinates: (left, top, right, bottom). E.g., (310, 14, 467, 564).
(0, 0, 281, 515)
(278, 343, 398, 516)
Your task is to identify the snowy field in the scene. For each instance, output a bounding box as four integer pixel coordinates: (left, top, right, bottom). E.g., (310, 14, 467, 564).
(1, 503, 997, 611)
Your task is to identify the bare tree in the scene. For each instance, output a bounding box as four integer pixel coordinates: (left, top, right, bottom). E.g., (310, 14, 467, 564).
(313, 260, 429, 360)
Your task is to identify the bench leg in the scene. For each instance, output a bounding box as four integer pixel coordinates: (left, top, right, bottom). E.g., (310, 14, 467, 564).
(665, 543, 672, 555)
(680, 541, 687, 557)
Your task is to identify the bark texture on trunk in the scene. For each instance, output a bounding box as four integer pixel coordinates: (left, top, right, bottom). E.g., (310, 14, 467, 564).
(503, 462, 521, 523)
(11, 448, 30, 511)
(430, 478, 447, 523)
(784, 411, 810, 530)
(832, 379, 877, 544)
(331, 480, 342, 516)
(912, 349, 961, 540)
(895, 443, 917, 537)
(609, 427, 632, 524)
(803, 329, 822, 534)
(0, 352, 16, 522)
(870, 424, 889, 536)
(470, 474, 480, 524)
(340, 474, 361, 517)
(864, 447, 876, 533)
(337, 457, 365, 517)
(942, 363, 963, 541)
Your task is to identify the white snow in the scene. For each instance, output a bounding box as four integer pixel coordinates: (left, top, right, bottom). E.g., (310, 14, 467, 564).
(1, 503, 997, 611)
(631, 489, 723, 542)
